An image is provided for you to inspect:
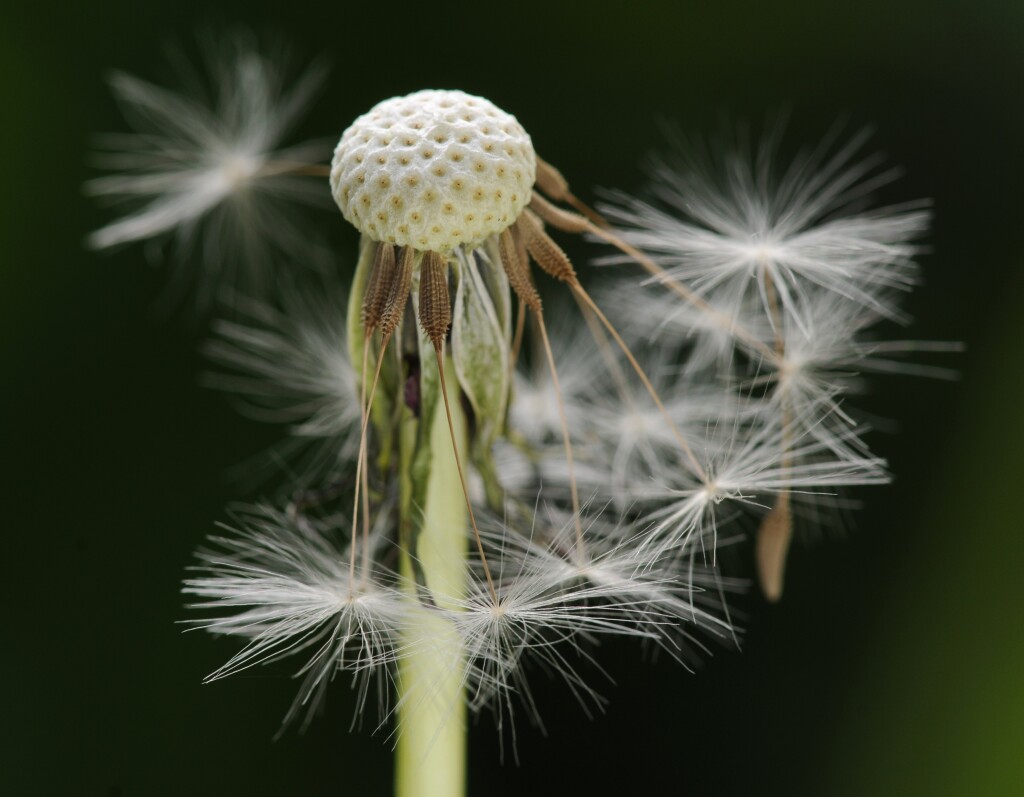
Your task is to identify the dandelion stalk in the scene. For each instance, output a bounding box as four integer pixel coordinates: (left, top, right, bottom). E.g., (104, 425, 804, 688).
(395, 351, 469, 797)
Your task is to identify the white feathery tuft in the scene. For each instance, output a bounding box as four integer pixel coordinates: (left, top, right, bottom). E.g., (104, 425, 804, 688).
(202, 273, 362, 485)
(87, 33, 332, 308)
(183, 505, 413, 728)
(598, 127, 931, 331)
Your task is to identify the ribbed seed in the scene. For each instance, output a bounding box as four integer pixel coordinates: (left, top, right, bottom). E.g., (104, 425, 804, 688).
(756, 493, 793, 603)
(512, 223, 529, 281)
(534, 154, 608, 229)
(518, 210, 578, 283)
(499, 228, 541, 312)
(362, 242, 396, 331)
(379, 246, 416, 339)
(418, 251, 451, 346)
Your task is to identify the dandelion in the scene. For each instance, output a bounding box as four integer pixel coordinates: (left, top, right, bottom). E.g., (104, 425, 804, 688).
(88, 37, 948, 797)
(599, 127, 931, 330)
(183, 504, 414, 729)
(86, 33, 331, 308)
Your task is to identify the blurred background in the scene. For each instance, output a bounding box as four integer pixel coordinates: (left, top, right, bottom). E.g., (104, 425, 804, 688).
(3, 0, 1022, 794)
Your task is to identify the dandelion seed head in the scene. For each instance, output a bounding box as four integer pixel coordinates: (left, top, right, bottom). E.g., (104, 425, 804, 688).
(331, 90, 536, 253)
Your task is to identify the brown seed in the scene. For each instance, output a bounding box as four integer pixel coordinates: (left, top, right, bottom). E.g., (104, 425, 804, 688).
(535, 156, 569, 198)
(379, 246, 416, 339)
(534, 155, 609, 228)
(529, 191, 589, 234)
(418, 251, 451, 347)
(518, 210, 578, 283)
(499, 228, 541, 312)
(361, 242, 396, 331)
(756, 493, 793, 603)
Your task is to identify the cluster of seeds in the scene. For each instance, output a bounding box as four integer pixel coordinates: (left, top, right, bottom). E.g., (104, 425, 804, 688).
(330, 89, 536, 252)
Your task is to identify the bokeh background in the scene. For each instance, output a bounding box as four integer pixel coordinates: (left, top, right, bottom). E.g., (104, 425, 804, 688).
(4, 1, 1022, 794)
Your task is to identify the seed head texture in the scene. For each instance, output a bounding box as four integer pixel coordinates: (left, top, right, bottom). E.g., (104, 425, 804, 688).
(331, 90, 536, 252)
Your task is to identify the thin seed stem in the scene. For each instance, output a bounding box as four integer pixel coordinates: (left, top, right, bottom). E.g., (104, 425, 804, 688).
(571, 282, 709, 484)
(534, 310, 585, 555)
(584, 220, 779, 363)
(257, 160, 331, 178)
(359, 336, 373, 580)
(350, 332, 393, 593)
(418, 251, 499, 603)
(574, 296, 636, 411)
(757, 269, 794, 602)
(348, 336, 372, 587)
(585, 221, 779, 363)
(433, 345, 499, 603)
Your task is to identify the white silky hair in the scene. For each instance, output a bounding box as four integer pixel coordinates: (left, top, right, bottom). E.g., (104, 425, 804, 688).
(202, 270, 362, 486)
(597, 126, 931, 332)
(450, 508, 733, 729)
(508, 309, 604, 446)
(183, 505, 413, 729)
(86, 32, 332, 308)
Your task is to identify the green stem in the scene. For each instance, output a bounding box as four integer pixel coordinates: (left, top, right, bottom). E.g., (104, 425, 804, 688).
(395, 352, 468, 797)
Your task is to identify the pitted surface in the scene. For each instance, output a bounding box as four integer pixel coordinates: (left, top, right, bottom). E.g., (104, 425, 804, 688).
(331, 90, 536, 252)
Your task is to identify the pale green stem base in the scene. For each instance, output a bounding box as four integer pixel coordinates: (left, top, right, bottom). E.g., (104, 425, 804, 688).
(395, 352, 469, 797)
(394, 612, 466, 797)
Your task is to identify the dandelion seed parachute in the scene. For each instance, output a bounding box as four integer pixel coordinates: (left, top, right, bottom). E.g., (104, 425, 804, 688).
(598, 127, 932, 331)
(259, 88, 743, 738)
(87, 33, 332, 308)
(183, 505, 414, 728)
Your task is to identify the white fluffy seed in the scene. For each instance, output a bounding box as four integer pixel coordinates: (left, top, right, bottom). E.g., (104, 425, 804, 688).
(331, 90, 536, 253)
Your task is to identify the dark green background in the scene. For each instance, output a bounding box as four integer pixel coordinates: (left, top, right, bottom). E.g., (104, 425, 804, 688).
(3, 1, 1022, 795)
